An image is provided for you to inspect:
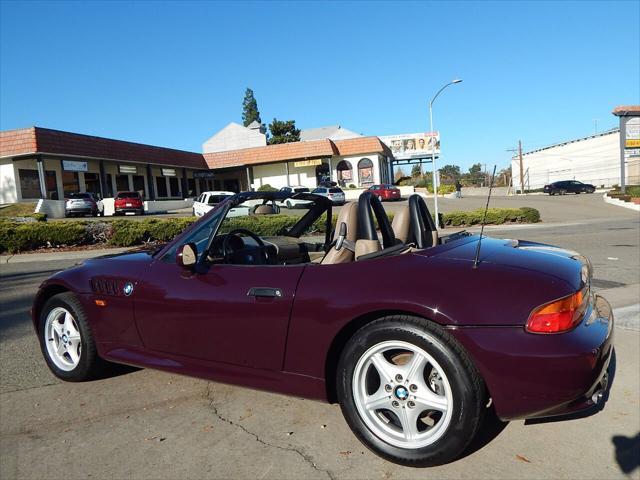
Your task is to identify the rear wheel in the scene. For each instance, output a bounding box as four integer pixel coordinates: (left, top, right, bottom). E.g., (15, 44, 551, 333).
(286, 200, 293, 209)
(337, 316, 485, 466)
(38, 292, 107, 381)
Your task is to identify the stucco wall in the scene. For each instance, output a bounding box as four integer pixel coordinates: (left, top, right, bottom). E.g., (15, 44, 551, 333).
(203, 123, 266, 153)
(511, 130, 623, 190)
(0, 159, 17, 203)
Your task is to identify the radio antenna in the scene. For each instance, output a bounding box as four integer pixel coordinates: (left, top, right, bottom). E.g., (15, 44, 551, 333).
(473, 165, 497, 269)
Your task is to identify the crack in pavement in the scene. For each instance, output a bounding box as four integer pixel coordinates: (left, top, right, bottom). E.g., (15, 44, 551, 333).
(203, 383, 337, 480)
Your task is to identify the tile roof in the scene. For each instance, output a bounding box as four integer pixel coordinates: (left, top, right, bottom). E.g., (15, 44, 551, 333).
(612, 105, 640, 116)
(0, 127, 208, 169)
(204, 136, 390, 169)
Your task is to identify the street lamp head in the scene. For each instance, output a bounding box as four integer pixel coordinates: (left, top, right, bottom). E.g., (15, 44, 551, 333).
(451, 78, 463, 84)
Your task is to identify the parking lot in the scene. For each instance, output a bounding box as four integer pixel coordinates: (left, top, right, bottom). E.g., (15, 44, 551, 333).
(1, 193, 639, 479)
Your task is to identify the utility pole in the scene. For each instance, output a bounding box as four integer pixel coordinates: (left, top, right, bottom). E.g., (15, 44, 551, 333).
(518, 140, 524, 194)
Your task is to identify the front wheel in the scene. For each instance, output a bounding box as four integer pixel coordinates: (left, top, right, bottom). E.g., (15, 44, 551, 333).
(286, 200, 293, 209)
(38, 292, 107, 381)
(337, 316, 485, 466)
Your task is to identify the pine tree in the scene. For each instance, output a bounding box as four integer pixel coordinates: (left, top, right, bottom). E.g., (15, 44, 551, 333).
(267, 119, 300, 144)
(242, 88, 262, 127)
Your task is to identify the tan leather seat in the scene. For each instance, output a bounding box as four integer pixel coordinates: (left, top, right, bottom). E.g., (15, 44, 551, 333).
(253, 205, 276, 215)
(321, 202, 358, 264)
(391, 205, 410, 243)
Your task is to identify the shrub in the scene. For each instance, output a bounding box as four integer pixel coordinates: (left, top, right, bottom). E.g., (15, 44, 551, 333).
(442, 207, 540, 226)
(0, 220, 89, 253)
(348, 184, 357, 189)
(0, 206, 541, 254)
(257, 184, 278, 192)
(108, 218, 197, 246)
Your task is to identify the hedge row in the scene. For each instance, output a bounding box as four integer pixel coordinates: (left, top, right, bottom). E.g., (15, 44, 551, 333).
(0, 207, 540, 253)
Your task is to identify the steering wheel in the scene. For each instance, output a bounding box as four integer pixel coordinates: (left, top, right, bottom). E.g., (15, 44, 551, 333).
(222, 228, 270, 265)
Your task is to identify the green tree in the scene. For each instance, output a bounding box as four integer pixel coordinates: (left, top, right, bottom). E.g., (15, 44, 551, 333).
(439, 164, 461, 183)
(468, 163, 483, 186)
(267, 119, 300, 144)
(411, 163, 422, 177)
(242, 88, 262, 127)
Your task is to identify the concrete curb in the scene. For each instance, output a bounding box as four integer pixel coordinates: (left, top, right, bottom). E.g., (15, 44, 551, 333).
(602, 192, 640, 211)
(0, 247, 131, 264)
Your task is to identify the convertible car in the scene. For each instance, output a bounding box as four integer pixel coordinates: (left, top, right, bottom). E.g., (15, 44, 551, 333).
(32, 191, 614, 466)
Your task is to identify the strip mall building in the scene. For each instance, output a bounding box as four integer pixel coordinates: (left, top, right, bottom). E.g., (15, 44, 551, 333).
(0, 123, 394, 204)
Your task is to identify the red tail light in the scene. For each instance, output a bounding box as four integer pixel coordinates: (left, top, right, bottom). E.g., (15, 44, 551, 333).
(526, 288, 589, 333)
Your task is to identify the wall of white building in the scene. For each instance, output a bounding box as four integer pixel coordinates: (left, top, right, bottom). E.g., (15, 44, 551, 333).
(511, 129, 627, 190)
(250, 154, 385, 190)
(0, 159, 17, 203)
(202, 122, 266, 153)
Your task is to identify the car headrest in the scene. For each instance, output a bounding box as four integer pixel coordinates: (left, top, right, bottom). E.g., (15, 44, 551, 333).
(408, 194, 437, 248)
(391, 205, 410, 243)
(357, 191, 396, 249)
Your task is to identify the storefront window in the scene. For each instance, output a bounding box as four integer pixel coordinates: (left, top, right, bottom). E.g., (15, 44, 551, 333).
(115, 174, 129, 192)
(106, 174, 114, 197)
(132, 175, 145, 199)
(84, 173, 101, 196)
(358, 158, 374, 187)
(62, 171, 80, 197)
(187, 178, 196, 197)
(46, 171, 58, 199)
(156, 177, 168, 197)
(337, 160, 353, 187)
(315, 163, 330, 185)
(18, 169, 41, 199)
(169, 177, 180, 197)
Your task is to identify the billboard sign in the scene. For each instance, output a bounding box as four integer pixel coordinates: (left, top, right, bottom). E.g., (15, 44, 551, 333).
(380, 132, 440, 160)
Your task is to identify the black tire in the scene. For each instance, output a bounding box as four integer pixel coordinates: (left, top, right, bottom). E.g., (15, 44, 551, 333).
(336, 315, 485, 467)
(286, 200, 293, 209)
(38, 292, 107, 381)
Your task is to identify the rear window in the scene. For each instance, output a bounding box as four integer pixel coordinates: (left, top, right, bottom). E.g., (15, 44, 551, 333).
(68, 193, 91, 199)
(383, 184, 395, 189)
(116, 192, 140, 199)
(208, 195, 231, 204)
(294, 188, 310, 193)
(329, 188, 342, 193)
(312, 188, 326, 193)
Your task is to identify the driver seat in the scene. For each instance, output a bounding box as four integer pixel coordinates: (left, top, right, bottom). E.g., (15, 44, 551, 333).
(321, 202, 358, 264)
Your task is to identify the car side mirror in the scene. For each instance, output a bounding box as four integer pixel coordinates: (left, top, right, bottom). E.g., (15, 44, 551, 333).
(177, 242, 198, 269)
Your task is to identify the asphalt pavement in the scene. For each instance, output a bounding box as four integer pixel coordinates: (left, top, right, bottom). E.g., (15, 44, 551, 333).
(1, 193, 639, 479)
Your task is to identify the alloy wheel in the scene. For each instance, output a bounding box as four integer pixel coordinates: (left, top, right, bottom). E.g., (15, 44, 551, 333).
(44, 307, 82, 371)
(352, 340, 453, 449)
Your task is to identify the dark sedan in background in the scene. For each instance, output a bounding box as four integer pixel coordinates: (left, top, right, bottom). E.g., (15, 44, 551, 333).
(544, 180, 596, 195)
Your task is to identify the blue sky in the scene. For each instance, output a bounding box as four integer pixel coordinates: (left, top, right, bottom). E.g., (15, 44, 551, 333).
(1, 1, 638, 172)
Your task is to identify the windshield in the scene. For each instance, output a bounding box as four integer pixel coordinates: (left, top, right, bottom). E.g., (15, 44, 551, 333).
(116, 192, 140, 199)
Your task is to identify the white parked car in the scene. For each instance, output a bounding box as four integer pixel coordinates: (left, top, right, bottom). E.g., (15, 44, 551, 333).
(277, 186, 314, 209)
(192, 191, 234, 217)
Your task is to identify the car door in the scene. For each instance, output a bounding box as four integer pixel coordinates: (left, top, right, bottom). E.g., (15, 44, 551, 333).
(133, 254, 305, 371)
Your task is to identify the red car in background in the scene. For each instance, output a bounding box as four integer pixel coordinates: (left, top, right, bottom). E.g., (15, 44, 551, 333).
(368, 183, 402, 201)
(114, 191, 144, 215)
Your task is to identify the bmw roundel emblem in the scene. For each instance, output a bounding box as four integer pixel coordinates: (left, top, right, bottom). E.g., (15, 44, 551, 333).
(123, 282, 134, 296)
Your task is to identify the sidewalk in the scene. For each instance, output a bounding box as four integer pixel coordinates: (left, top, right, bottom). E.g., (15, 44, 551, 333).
(0, 247, 130, 264)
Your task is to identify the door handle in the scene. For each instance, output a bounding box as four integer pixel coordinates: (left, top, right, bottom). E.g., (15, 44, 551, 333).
(247, 287, 283, 298)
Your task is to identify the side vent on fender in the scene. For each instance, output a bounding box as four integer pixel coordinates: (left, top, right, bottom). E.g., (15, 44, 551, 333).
(91, 277, 123, 296)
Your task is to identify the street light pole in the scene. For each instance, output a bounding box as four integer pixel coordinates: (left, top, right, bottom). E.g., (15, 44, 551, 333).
(429, 78, 462, 229)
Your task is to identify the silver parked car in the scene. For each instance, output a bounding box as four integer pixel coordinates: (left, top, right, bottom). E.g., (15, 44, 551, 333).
(311, 186, 346, 205)
(65, 192, 103, 217)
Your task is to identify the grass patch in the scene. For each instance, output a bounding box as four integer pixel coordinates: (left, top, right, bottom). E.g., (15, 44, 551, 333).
(0, 203, 38, 217)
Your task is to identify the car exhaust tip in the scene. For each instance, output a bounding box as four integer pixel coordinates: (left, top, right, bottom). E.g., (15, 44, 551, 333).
(591, 389, 604, 404)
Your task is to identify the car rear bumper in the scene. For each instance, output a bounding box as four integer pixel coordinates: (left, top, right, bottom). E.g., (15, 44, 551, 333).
(449, 294, 614, 421)
(115, 207, 143, 213)
(66, 207, 96, 214)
